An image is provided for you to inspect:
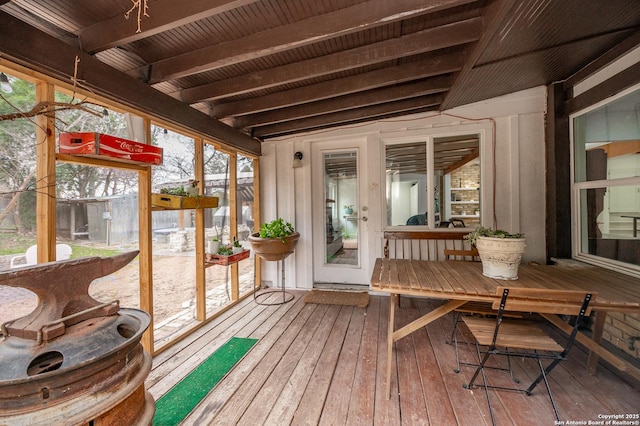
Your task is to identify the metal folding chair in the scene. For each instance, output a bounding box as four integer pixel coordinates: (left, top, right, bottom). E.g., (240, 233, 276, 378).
(461, 287, 594, 425)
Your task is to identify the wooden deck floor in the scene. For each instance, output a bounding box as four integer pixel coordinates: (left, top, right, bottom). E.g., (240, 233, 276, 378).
(146, 292, 640, 425)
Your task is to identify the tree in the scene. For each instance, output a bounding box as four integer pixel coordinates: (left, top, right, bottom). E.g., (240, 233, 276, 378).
(0, 73, 141, 232)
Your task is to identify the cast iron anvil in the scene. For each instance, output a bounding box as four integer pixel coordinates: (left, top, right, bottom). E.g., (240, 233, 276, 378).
(0, 251, 138, 342)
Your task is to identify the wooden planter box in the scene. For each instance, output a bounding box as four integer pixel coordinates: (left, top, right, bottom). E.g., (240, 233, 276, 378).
(151, 194, 218, 209)
(206, 249, 250, 266)
(59, 132, 164, 165)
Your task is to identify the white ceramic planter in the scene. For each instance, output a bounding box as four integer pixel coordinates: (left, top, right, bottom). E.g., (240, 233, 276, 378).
(208, 240, 220, 254)
(475, 236, 526, 280)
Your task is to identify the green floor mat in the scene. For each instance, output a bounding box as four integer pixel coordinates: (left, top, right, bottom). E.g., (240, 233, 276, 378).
(152, 337, 258, 426)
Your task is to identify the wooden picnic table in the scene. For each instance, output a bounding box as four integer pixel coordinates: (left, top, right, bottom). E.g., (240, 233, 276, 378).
(370, 258, 640, 396)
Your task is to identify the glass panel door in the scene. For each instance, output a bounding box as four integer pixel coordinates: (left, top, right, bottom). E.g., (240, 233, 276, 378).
(312, 140, 369, 286)
(324, 151, 358, 266)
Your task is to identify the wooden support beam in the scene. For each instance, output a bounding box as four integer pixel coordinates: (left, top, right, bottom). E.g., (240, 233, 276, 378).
(253, 158, 261, 290)
(150, 0, 474, 83)
(195, 138, 207, 321)
(234, 77, 451, 129)
(211, 52, 463, 117)
(0, 11, 260, 153)
(35, 82, 56, 262)
(230, 153, 240, 301)
(79, 0, 260, 53)
(179, 18, 481, 102)
(253, 95, 442, 138)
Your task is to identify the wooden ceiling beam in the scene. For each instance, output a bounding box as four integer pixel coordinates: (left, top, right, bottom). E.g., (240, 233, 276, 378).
(433, 140, 478, 151)
(234, 78, 451, 128)
(78, 0, 259, 53)
(0, 11, 261, 153)
(210, 51, 464, 117)
(253, 95, 442, 138)
(148, 0, 475, 83)
(443, 148, 480, 174)
(179, 17, 482, 102)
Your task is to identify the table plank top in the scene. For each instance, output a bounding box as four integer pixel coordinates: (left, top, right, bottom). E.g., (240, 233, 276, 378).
(370, 259, 640, 312)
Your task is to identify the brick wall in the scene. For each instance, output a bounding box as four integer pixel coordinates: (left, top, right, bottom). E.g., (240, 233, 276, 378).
(602, 311, 640, 359)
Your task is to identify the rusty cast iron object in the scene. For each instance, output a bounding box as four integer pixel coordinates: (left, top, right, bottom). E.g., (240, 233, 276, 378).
(1, 251, 138, 341)
(0, 251, 154, 425)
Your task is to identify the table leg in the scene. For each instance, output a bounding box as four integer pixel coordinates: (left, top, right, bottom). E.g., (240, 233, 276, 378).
(587, 310, 607, 375)
(386, 297, 465, 399)
(542, 313, 640, 381)
(387, 294, 397, 399)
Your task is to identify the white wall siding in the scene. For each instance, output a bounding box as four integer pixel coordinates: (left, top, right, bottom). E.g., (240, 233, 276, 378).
(260, 86, 547, 288)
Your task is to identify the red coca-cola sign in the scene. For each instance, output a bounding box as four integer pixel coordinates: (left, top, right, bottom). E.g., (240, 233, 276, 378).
(59, 132, 163, 165)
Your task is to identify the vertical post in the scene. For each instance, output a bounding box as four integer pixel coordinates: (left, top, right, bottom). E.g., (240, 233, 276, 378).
(35, 82, 56, 262)
(387, 293, 396, 399)
(138, 118, 154, 354)
(229, 152, 239, 300)
(253, 158, 262, 290)
(194, 138, 206, 321)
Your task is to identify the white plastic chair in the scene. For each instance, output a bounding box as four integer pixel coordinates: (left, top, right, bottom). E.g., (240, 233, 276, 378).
(9, 244, 72, 268)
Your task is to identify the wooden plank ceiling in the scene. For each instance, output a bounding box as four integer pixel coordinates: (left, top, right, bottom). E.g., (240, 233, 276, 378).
(2, 0, 640, 142)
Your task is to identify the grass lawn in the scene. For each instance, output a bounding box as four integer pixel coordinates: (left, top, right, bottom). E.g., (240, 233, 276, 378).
(0, 232, 122, 258)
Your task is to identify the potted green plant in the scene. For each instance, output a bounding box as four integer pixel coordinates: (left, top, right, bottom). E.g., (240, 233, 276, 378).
(217, 245, 233, 256)
(465, 226, 526, 280)
(248, 218, 300, 261)
(208, 236, 220, 254)
(232, 236, 243, 254)
(343, 205, 354, 215)
(186, 179, 199, 196)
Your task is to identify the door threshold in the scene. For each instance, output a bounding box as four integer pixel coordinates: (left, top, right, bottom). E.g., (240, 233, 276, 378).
(313, 282, 370, 291)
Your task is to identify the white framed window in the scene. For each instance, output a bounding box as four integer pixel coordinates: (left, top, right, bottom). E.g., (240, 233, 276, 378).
(383, 132, 483, 230)
(570, 83, 640, 275)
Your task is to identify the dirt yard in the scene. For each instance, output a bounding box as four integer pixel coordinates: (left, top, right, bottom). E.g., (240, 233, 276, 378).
(0, 249, 255, 330)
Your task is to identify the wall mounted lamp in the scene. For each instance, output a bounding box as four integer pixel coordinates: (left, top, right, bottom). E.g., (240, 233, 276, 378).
(292, 151, 303, 168)
(0, 73, 13, 93)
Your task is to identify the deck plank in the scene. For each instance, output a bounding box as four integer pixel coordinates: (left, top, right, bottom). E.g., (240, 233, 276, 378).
(184, 293, 308, 425)
(395, 303, 429, 424)
(407, 300, 458, 425)
(146, 293, 640, 425)
(373, 294, 402, 423)
(265, 304, 342, 424)
(318, 305, 366, 425)
(239, 303, 330, 424)
(345, 295, 380, 424)
(290, 305, 355, 425)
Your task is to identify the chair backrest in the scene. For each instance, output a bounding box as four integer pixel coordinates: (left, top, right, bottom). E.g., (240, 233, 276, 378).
(56, 243, 73, 260)
(24, 244, 73, 264)
(492, 287, 595, 316)
(23, 244, 38, 264)
(489, 287, 595, 355)
(383, 230, 473, 261)
(443, 246, 480, 261)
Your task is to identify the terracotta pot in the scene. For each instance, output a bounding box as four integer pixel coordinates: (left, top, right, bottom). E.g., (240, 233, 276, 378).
(248, 232, 300, 261)
(475, 236, 526, 280)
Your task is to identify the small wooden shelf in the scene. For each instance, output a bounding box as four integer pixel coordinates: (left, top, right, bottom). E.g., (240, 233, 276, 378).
(205, 250, 250, 266)
(151, 194, 218, 210)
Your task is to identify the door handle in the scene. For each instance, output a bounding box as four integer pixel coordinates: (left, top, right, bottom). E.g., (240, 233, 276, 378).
(361, 216, 368, 222)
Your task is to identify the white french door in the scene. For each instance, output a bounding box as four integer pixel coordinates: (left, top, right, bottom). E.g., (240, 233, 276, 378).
(312, 139, 369, 285)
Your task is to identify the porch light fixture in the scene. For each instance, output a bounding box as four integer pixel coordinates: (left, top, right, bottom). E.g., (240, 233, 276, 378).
(293, 151, 303, 168)
(0, 73, 13, 93)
